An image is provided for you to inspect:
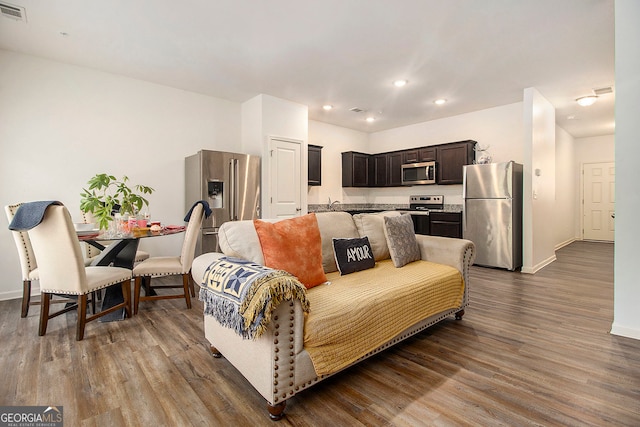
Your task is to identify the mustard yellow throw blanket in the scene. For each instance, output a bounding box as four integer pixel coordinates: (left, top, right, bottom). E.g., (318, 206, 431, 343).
(304, 259, 464, 376)
(200, 257, 310, 339)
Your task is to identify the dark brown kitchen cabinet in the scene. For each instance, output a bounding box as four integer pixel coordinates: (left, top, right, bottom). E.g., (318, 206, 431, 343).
(411, 214, 430, 235)
(308, 145, 322, 186)
(342, 151, 371, 187)
(436, 140, 476, 185)
(403, 147, 437, 164)
(429, 212, 462, 238)
(372, 152, 402, 187)
(372, 154, 387, 187)
(387, 151, 403, 186)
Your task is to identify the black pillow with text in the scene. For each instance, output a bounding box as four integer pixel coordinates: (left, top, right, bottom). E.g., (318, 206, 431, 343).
(332, 237, 376, 275)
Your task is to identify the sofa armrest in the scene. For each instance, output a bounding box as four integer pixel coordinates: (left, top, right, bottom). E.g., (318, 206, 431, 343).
(416, 235, 475, 283)
(191, 252, 306, 356)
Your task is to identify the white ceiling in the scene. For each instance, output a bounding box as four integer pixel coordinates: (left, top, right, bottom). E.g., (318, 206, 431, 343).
(0, 0, 615, 138)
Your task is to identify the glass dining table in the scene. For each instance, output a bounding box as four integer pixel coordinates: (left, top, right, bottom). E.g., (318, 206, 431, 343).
(78, 225, 186, 321)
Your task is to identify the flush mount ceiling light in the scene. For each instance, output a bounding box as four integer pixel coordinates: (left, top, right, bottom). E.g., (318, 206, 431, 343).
(576, 95, 598, 106)
(366, 117, 375, 123)
(434, 99, 447, 105)
(393, 79, 408, 87)
(322, 104, 333, 111)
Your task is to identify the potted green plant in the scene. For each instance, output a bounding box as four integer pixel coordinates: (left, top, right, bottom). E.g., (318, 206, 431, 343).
(80, 173, 154, 230)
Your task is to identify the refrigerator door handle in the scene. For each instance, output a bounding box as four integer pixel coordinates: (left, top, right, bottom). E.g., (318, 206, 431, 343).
(229, 158, 238, 221)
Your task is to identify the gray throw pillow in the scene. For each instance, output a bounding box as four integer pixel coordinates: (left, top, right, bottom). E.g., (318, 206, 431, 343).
(383, 214, 421, 268)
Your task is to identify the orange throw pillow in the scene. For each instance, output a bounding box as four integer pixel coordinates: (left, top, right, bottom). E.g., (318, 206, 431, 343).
(254, 213, 327, 289)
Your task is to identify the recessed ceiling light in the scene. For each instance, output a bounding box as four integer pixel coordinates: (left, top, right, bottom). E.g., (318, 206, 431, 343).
(576, 95, 598, 106)
(366, 117, 375, 123)
(393, 79, 408, 88)
(322, 104, 333, 111)
(434, 99, 447, 105)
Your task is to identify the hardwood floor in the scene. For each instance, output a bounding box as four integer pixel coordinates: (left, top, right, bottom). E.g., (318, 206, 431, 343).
(1, 241, 639, 426)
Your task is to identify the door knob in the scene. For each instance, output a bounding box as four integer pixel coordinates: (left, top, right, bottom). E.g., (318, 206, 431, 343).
(611, 213, 615, 219)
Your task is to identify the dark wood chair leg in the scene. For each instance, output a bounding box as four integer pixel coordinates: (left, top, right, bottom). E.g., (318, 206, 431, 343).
(455, 309, 465, 320)
(182, 274, 192, 309)
(76, 294, 88, 341)
(143, 276, 152, 296)
(133, 276, 142, 315)
(21, 280, 31, 318)
(38, 293, 50, 336)
(267, 402, 286, 421)
(122, 280, 131, 318)
(188, 274, 196, 297)
(90, 291, 96, 315)
(210, 345, 222, 358)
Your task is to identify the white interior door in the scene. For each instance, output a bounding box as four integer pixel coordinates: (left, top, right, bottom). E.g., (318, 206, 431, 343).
(583, 162, 615, 241)
(269, 138, 301, 218)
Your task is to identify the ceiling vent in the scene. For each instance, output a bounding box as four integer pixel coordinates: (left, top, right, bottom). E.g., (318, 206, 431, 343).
(593, 86, 613, 96)
(0, 2, 26, 21)
(349, 107, 365, 113)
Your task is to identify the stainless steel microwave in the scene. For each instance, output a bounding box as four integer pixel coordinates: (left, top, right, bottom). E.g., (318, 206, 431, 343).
(401, 161, 436, 185)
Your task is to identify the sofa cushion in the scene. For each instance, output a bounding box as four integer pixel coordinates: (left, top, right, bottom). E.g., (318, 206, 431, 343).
(315, 212, 360, 273)
(218, 220, 265, 264)
(383, 214, 421, 267)
(254, 213, 327, 289)
(332, 237, 375, 275)
(352, 211, 401, 261)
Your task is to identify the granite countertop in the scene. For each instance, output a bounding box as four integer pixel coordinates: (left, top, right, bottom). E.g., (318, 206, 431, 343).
(309, 204, 462, 214)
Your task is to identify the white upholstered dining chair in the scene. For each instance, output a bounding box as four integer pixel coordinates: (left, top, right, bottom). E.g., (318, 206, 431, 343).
(27, 204, 132, 340)
(5, 203, 40, 318)
(132, 203, 204, 314)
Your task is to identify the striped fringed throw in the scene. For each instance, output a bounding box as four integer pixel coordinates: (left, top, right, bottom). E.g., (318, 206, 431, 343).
(199, 257, 310, 340)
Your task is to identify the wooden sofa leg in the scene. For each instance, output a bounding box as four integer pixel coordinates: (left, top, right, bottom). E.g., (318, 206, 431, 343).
(455, 309, 465, 320)
(267, 401, 286, 421)
(210, 345, 222, 358)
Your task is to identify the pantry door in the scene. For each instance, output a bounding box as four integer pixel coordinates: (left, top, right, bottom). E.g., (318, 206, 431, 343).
(269, 137, 302, 219)
(583, 162, 615, 241)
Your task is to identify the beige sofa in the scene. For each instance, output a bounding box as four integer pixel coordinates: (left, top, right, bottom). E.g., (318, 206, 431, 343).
(191, 211, 475, 420)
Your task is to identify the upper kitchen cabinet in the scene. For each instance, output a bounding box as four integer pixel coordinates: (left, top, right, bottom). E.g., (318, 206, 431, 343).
(372, 154, 387, 187)
(308, 145, 322, 186)
(372, 152, 402, 187)
(342, 151, 372, 187)
(387, 151, 403, 186)
(436, 140, 476, 185)
(402, 147, 437, 164)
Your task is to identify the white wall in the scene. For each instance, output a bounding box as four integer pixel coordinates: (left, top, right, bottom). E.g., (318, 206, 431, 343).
(612, 0, 640, 340)
(555, 126, 577, 248)
(308, 120, 370, 206)
(522, 88, 557, 273)
(574, 134, 615, 164)
(0, 50, 241, 300)
(242, 94, 308, 218)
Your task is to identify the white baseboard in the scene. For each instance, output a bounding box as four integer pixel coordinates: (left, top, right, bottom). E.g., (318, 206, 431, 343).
(521, 254, 557, 274)
(0, 286, 40, 302)
(610, 324, 640, 341)
(555, 238, 576, 251)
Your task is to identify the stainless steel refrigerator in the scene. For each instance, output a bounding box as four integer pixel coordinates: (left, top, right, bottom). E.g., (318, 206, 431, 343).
(462, 161, 523, 271)
(185, 150, 261, 256)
